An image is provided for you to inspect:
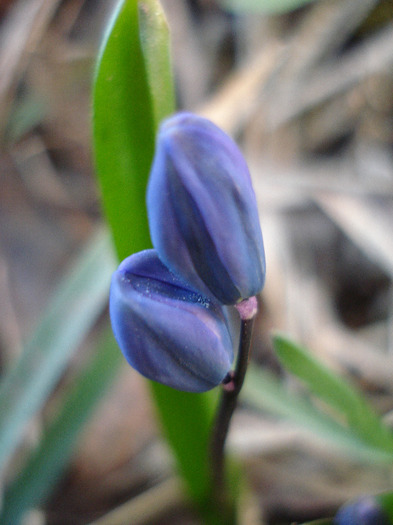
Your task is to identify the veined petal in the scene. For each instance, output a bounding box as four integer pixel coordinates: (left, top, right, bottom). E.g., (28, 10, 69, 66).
(147, 112, 266, 304)
(110, 250, 234, 392)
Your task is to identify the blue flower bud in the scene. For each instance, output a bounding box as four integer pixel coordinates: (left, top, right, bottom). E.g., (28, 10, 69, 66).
(334, 496, 390, 525)
(147, 112, 266, 305)
(109, 249, 234, 392)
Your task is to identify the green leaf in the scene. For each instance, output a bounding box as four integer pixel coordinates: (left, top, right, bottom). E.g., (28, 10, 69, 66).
(243, 365, 393, 463)
(93, 0, 155, 261)
(220, 0, 317, 14)
(93, 2, 223, 521)
(1, 327, 123, 525)
(0, 228, 116, 475)
(272, 333, 393, 454)
(377, 492, 393, 521)
(138, 0, 175, 125)
(150, 385, 219, 510)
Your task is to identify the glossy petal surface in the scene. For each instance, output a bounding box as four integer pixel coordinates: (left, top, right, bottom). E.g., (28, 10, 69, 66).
(147, 112, 266, 304)
(110, 250, 234, 392)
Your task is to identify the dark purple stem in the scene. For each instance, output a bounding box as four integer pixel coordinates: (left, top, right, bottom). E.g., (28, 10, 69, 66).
(210, 296, 257, 505)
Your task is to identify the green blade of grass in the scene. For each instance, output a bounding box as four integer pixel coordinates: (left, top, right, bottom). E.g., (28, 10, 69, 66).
(272, 333, 393, 454)
(93, 2, 223, 521)
(93, 0, 155, 261)
(138, 0, 175, 124)
(377, 492, 393, 520)
(0, 228, 116, 475)
(243, 364, 393, 464)
(138, 1, 228, 516)
(0, 327, 123, 525)
(150, 384, 218, 510)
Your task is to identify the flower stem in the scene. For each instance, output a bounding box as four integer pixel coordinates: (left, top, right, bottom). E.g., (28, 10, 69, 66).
(210, 296, 258, 514)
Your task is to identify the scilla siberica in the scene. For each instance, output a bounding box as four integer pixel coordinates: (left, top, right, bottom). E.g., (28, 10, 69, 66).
(110, 113, 265, 391)
(110, 250, 233, 392)
(147, 112, 266, 305)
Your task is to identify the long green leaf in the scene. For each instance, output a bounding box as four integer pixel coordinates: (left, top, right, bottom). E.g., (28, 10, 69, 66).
(138, 0, 175, 124)
(137, 1, 227, 516)
(220, 0, 317, 14)
(1, 327, 123, 525)
(0, 228, 116, 475)
(93, 2, 222, 520)
(151, 385, 218, 500)
(272, 333, 393, 454)
(243, 365, 393, 463)
(93, 0, 155, 261)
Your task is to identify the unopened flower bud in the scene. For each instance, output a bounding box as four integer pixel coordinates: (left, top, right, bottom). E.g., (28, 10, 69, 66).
(110, 250, 234, 392)
(147, 112, 266, 305)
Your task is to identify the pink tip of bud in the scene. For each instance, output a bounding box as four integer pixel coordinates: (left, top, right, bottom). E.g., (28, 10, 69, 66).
(235, 296, 258, 321)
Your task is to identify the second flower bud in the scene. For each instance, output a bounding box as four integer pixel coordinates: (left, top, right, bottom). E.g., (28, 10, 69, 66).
(147, 112, 266, 305)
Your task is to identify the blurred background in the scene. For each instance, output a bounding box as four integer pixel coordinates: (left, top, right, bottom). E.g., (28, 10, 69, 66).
(1, 0, 393, 523)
